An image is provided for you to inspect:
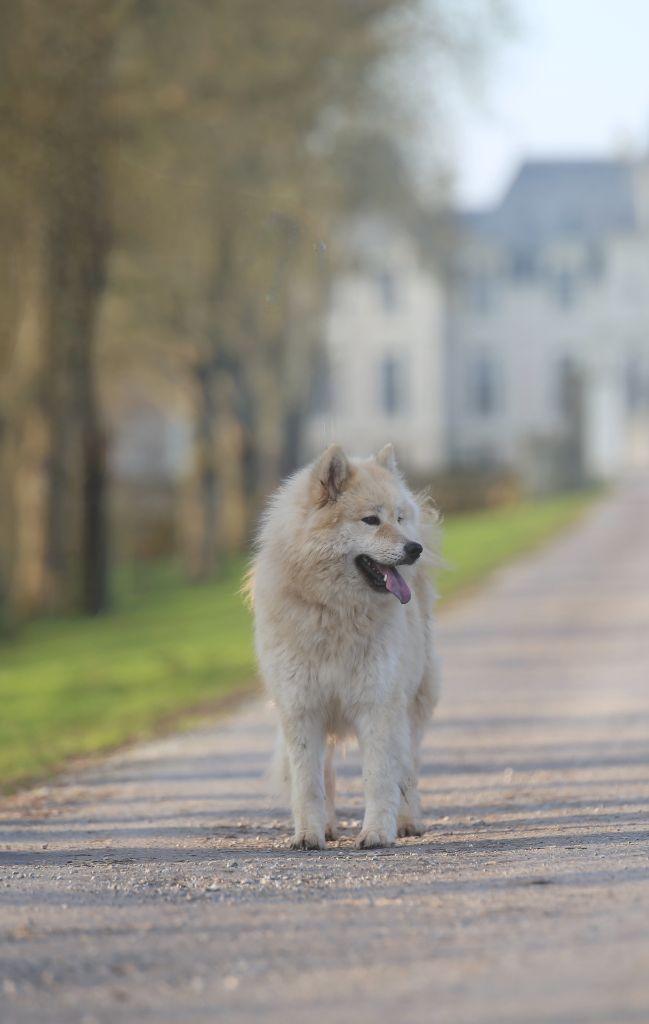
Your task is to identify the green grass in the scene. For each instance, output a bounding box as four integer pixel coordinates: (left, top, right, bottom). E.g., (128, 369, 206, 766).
(437, 490, 598, 601)
(0, 559, 254, 791)
(0, 490, 598, 791)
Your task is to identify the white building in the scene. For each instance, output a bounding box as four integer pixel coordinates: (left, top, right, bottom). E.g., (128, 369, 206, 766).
(304, 218, 447, 474)
(447, 158, 649, 485)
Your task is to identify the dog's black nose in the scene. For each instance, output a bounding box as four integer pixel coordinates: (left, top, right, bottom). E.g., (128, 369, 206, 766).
(404, 541, 423, 563)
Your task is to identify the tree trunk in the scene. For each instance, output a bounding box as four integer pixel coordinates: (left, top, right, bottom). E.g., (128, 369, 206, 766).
(42, 110, 111, 613)
(43, 255, 109, 612)
(0, 413, 18, 633)
(82, 420, 109, 614)
(195, 361, 220, 577)
(0, 210, 48, 627)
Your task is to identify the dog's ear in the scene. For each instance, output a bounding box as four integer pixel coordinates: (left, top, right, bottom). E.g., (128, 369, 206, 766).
(312, 444, 351, 505)
(376, 443, 397, 473)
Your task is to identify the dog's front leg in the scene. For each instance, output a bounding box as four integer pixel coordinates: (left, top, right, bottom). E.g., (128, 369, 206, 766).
(282, 712, 327, 850)
(356, 706, 407, 849)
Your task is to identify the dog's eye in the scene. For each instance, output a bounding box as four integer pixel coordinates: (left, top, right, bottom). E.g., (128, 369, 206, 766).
(361, 515, 380, 526)
(397, 514, 404, 524)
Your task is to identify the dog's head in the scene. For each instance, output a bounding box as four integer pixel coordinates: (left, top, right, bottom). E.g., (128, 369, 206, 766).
(308, 443, 429, 606)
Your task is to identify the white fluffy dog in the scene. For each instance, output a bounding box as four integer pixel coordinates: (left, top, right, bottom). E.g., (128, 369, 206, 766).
(248, 443, 439, 849)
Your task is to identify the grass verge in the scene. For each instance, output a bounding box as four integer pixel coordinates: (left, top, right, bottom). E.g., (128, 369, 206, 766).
(438, 490, 598, 601)
(0, 489, 598, 791)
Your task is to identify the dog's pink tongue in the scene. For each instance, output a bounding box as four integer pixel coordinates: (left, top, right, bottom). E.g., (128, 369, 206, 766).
(383, 566, 411, 605)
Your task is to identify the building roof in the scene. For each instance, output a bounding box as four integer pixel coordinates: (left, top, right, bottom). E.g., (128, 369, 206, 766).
(460, 159, 637, 249)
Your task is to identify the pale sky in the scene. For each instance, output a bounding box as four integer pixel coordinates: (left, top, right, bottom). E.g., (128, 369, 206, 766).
(454, 0, 649, 208)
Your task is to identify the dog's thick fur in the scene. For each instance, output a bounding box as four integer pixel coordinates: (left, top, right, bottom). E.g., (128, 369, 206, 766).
(249, 443, 440, 849)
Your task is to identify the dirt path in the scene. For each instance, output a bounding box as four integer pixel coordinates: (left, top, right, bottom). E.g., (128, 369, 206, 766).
(2, 483, 649, 1024)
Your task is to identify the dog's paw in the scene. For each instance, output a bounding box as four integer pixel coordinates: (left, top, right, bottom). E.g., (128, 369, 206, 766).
(397, 821, 423, 838)
(325, 824, 339, 842)
(357, 829, 394, 850)
(289, 830, 325, 850)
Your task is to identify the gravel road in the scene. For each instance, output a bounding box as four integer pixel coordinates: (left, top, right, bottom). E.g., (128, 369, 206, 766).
(2, 483, 649, 1024)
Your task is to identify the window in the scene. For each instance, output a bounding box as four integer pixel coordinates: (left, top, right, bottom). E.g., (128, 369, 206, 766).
(380, 354, 406, 416)
(467, 271, 492, 312)
(585, 243, 605, 279)
(626, 353, 647, 412)
(310, 349, 333, 414)
(377, 269, 398, 311)
(468, 351, 499, 416)
(555, 270, 575, 309)
(510, 249, 536, 280)
(555, 356, 578, 417)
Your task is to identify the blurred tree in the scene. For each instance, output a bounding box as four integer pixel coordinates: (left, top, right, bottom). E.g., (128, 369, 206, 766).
(0, 0, 510, 624)
(0, 0, 51, 626)
(108, 0, 446, 576)
(37, 5, 115, 615)
(0, 0, 123, 618)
